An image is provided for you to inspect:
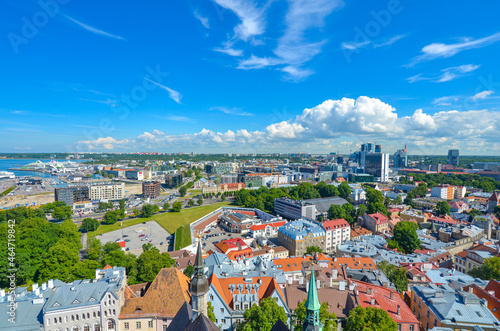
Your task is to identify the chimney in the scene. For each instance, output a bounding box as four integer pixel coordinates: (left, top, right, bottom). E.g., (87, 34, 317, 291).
(355, 289, 359, 296)
(468, 286, 473, 293)
(397, 305, 401, 315)
(41, 283, 47, 291)
(367, 287, 372, 295)
(48, 280, 54, 289)
(35, 288, 40, 296)
(32, 283, 38, 291)
(390, 291, 394, 300)
(306, 282, 309, 292)
(0, 289, 5, 297)
(330, 277, 333, 287)
(370, 298, 376, 305)
(317, 280, 320, 289)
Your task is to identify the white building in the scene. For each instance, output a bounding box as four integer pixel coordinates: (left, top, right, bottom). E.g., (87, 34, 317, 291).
(322, 218, 351, 252)
(249, 220, 287, 238)
(90, 183, 125, 201)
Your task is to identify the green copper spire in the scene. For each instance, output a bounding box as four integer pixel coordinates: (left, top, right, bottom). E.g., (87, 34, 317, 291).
(303, 266, 322, 331)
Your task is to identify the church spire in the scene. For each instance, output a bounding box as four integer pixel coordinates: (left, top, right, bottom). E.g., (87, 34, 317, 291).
(190, 239, 209, 319)
(303, 267, 322, 331)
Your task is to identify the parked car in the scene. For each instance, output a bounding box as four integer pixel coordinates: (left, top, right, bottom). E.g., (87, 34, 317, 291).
(139, 234, 146, 237)
(124, 239, 131, 242)
(141, 238, 148, 241)
(122, 234, 129, 237)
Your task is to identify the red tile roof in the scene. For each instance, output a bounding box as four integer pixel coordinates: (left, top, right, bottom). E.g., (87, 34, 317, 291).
(322, 218, 349, 231)
(250, 221, 286, 231)
(353, 280, 419, 325)
(368, 212, 389, 224)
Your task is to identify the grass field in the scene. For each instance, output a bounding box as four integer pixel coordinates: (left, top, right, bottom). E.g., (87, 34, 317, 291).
(0, 186, 16, 197)
(184, 189, 202, 199)
(174, 225, 191, 250)
(88, 201, 233, 239)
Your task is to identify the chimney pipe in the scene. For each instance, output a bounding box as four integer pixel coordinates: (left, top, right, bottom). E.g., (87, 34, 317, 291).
(390, 291, 394, 300)
(367, 287, 372, 295)
(397, 305, 400, 315)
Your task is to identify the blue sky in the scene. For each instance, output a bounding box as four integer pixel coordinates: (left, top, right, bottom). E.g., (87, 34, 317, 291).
(1, 0, 499, 155)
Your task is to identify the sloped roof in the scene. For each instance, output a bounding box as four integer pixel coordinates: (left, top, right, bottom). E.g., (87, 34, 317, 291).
(120, 268, 191, 319)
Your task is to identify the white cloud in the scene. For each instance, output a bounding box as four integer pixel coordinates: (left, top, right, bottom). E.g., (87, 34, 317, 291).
(213, 41, 244, 57)
(409, 32, 500, 66)
(61, 14, 126, 41)
(408, 64, 480, 83)
(146, 79, 182, 104)
(213, 0, 267, 41)
(73, 96, 500, 154)
(194, 11, 210, 29)
(373, 34, 406, 48)
(341, 40, 370, 50)
(210, 106, 254, 116)
(432, 96, 459, 106)
(471, 90, 494, 101)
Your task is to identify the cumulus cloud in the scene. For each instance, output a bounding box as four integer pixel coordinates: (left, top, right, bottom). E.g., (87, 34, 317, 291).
(73, 96, 500, 154)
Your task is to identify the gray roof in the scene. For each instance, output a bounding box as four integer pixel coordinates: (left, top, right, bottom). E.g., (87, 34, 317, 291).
(412, 284, 500, 329)
(304, 197, 348, 213)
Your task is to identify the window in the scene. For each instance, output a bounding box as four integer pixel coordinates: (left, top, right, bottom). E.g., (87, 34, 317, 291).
(220, 308, 224, 313)
(94, 323, 101, 331)
(221, 319, 226, 324)
(137, 322, 142, 329)
(426, 322, 429, 329)
(409, 326, 414, 331)
(124, 322, 129, 330)
(476, 311, 483, 317)
(59, 317, 62, 323)
(148, 321, 153, 328)
(434, 319, 437, 326)
(397, 324, 401, 331)
(210, 295, 214, 301)
(84, 325, 90, 331)
(456, 310, 462, 316)
(235, 304, 240, 310)
(426, 310, 430, 318)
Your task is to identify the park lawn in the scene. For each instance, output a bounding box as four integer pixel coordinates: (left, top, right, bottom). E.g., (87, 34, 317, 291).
(175, 226, 191, 250)
(88, 201, 233, 237)
(185, 189, 202, 199)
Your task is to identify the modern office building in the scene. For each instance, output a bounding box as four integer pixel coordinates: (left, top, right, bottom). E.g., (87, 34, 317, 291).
(393, 145, 408, 168)
(165, 173, 182, 188)
(89, 183, 125, 202)
(274, 197, 347, 221)
(54, 186, 90, 206)
(362, 152, 389, 181)
(448, 149, 460, 166)
(142, 181, 161, 199)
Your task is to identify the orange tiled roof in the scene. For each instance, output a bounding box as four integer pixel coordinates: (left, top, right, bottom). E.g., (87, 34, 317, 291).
(273, 256, 377, 273)
(208, 273, 285, 309)
(465, 282, 500, 321)
(250, 221, 286, 231)
(322, 218, 349, 230)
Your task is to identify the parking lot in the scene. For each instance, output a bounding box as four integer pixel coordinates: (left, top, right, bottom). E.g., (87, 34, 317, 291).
(97, 221, 172, 255)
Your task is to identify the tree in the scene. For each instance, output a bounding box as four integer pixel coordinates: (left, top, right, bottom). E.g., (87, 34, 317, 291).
(207, 302, 216, 323)
(356, 204, 367, 219)
(98, 202, 109, 211)
(345, 306, 397, 331)
(119, 199, 125, 211)
(141, 204, 154, 218)
(392, 221, 421, 254)
(172, 201, 183, 212)
(221, 194, 226, 201)
(133, 208, 140, 217)
(293, 300, 337, 331)
(183, 264, 194, 278)
(338, 182, 351, 200)
(153, 204, 160, 213)
(37, 241, 80, 282)
(306, 246, 323, 255)
(163, 202, 170, 211)
(327, 204, 346, 220)
(366, 202, 388, 216)
(69, 260, 101, 281)
(81, 218, 100, 233)
(469, 256, 500, 280)
(197, 197, 203, 205)
(52, 206, 72, 220)
(188, 199, 195, 207)
(342, 203, 356, 224)
(366, 188, 384, 205)
(236, 297, 288, 331)
(435, 201, 451, 216)
(468, 208, 482, 222)
(179, 186, 187, 197)
(104, 210, 119, 225)
(135, 248, 175, 283)
(377, 261, 408, 292)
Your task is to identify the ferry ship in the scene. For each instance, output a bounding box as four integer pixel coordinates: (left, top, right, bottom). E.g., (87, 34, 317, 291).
(0, 171, 15, 179)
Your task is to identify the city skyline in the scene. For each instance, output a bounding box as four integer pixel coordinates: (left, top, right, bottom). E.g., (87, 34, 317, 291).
(1, 1, 499, 154)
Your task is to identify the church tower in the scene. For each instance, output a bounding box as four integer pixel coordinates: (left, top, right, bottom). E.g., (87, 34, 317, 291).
(303, 268, 323, 331)
(190, 239, 209, 320)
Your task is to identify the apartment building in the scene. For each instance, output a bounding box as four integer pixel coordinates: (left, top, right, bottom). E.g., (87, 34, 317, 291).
(165, 173, 182, 189)
(55, 186, 90, 206)
(322, 218, 351, 252)
(89, 183, 125, 201)
(454, 244, 500, 273)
